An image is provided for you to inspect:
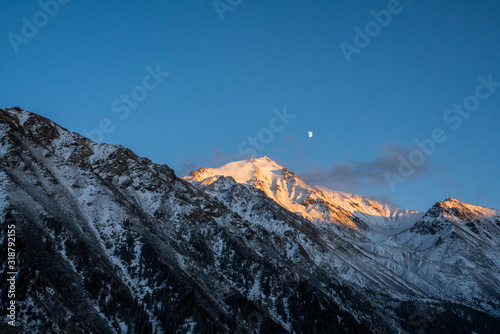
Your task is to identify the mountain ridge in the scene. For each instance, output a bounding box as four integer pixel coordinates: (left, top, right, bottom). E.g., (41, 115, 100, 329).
(1, 107, 500, 333)
(185, 155, 498, 233)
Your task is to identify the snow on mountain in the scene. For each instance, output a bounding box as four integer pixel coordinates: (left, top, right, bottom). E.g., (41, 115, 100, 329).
(185, 155, 500, 317)
(0, 171, 8, 221)
(2, 107, 500, 333)
(185, 156, 423, 231)
(0, 108, 393, 333)
(389, 198, 500, 309)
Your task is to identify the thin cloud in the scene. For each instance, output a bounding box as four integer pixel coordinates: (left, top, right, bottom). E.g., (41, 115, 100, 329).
(177, 158, 198, 177)
(299, 145, 435, 193)
(178, 147, 242, 177)
(473, 189, 490, 203)
(208, 147, 242, 168)
(368, 195, 401, 208)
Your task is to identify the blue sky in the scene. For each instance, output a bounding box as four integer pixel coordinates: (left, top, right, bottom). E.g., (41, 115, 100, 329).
(1, 0, 499, 211)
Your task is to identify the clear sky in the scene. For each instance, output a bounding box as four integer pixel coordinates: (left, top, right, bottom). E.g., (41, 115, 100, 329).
(1, 0, 499, 211)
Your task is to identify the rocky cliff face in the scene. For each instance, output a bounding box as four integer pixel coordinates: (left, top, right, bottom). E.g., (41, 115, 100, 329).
(1, 108, 499, 333)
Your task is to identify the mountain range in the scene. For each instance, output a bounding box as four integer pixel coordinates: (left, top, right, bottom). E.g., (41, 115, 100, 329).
(1, 107, 499, 333)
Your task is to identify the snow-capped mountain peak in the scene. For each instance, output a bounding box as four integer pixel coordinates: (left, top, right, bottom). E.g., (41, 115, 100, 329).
(439, 197, 499, 219)
(419, 197, 500, 225)
(187, 156, 289, 185)
(185, 156, 421, 230)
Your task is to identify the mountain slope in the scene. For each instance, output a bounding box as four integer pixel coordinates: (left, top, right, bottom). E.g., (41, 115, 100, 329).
(394, 198, 500, 308)
(1, 107, 499, 333)
(185, 156, 500, 319)
(0, 108, 387, 333)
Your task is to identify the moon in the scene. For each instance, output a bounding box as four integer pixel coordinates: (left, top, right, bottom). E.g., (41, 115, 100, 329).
(308, 131, 313, 138)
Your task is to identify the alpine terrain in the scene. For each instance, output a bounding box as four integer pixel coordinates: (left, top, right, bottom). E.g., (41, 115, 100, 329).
(1, 107, 499, 333)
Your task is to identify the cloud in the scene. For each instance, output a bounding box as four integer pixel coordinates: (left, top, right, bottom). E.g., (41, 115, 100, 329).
(177, 158, 198, 177)
(299, 145, 435, 193)
(473, 189, 490, 203)
(208, 147, 243, 168)
(177, 147, 243, 177)
(367, 194, 401, 207)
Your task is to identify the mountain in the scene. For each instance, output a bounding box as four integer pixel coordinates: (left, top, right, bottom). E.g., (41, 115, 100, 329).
(185, 156, 422, 230)
(186, 158, 500, 313)
(1, 107, 499, 333)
